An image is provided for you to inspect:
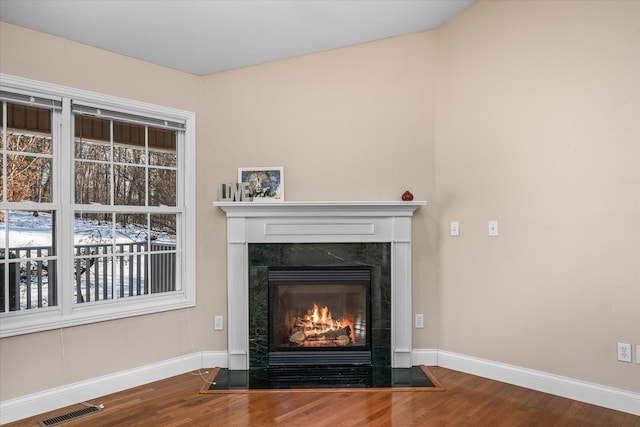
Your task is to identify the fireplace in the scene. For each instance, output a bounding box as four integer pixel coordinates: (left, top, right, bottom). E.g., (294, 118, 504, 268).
(214, 200, 425, 370)
(268, 266, 372, 367)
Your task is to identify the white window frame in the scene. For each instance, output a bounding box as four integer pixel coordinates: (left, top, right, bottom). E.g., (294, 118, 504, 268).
(0, 74, 196, 338)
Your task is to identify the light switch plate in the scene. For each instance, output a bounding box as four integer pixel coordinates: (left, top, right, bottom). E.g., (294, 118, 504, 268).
(450, 221, 460, 236)
(415, 314, 424, 329)
(488, 220, 499, 237)
(214, 315, 224, 330)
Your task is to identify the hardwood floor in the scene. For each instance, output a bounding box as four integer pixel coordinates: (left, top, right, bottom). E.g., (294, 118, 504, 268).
(5, 367, 638, 426)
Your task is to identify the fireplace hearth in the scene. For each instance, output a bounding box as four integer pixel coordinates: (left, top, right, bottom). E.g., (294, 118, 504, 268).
(268, 266, 372, 367)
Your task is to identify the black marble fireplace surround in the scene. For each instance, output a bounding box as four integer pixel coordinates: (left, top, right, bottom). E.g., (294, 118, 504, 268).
(249, 243, 391, 368)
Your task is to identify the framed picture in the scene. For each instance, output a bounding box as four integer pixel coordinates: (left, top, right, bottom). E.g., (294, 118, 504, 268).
(238, 167, 284, 202)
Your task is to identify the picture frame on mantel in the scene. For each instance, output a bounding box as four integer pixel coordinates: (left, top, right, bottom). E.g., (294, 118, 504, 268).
(238, 167, 284, 202)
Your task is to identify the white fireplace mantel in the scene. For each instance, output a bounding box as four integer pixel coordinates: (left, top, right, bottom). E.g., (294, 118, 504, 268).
(214, 200, 426, 370)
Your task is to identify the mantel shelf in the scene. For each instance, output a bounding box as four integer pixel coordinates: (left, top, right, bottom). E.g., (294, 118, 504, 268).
(213, 200, 426, 217)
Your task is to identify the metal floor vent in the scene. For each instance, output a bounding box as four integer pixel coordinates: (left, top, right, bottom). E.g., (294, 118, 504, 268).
(39, 405, 102, 426)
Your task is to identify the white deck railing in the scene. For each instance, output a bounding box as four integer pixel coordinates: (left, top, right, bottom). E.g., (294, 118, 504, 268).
(1, 243, 176, 312)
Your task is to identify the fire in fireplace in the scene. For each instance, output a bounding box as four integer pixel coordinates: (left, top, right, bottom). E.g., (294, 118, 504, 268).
(268, 266, 372, 367)
(289, 302, 355, 347)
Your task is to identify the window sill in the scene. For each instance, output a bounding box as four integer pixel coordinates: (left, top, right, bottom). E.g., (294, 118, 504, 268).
(0, 291, 195, 338)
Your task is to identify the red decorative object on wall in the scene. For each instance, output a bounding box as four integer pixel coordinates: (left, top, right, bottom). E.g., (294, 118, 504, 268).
(401, 191, 414, 201)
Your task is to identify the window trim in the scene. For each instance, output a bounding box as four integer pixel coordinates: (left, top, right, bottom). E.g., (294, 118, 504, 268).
(0, 74, 196, 338)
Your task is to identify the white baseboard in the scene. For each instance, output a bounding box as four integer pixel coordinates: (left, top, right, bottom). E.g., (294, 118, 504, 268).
(411, 348, 439, 366)
(0, 351, 227, 425)
(2, 349, 638, 424)
(433, 350, 640, 416)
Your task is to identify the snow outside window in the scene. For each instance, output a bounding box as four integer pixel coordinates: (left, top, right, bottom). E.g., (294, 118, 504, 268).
(0, 75, 196, 337)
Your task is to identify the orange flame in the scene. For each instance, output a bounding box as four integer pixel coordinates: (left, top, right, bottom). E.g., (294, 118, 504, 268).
(299, 303, 355, 342)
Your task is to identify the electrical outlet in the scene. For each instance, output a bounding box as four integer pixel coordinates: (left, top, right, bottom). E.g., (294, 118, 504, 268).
(415, 314, 424, 329)
(214, 315, 224, 331)
(636, 345, 640, 364)
(617, 342, 631, 362)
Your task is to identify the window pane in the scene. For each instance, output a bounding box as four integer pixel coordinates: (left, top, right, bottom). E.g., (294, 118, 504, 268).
(7, 154, 53, 203)
(149, 150, 176, 168)
(75, 161, 111, 205)
(7, 104, 52, 133)
(75, 139, 110, 161)
(3, 104, 54, 204)
(113, 249, 147, 298)
(114, 164, 145, 206)
(1, 210, 56, 311)
(7, 210, 54, 248)
(116, 213, 147, 236)
(115, 213, 148, 296)
(6, 104, 52, 153)
(114, 122, 145, 148)
(114, 145, 145, 164)
(74, 211, 112, 245)
(7, 133, 52, 154)
(74, 212, 111, 303)
(75, 115, 110, 147)
(149, 128, 176, 154)
(150, 214, 176, 244)
(74, 248, 111, 303)
(150, 214, 177, 293)
(74, 211, 111, 303)
(149, 168, 176, 207)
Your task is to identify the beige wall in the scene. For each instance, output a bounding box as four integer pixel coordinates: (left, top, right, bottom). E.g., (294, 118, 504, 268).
(436, 0, 639, 391)
(0, 0, 638, 404)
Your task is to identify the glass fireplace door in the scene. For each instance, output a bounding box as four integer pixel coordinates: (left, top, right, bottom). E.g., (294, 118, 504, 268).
(268, 266, 372, 366)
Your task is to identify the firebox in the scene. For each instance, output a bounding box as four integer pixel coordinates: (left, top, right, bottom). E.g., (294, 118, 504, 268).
(268, 266, 372, 367)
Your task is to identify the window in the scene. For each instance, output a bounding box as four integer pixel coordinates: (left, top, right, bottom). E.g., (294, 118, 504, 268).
(0, 75, 196, 337)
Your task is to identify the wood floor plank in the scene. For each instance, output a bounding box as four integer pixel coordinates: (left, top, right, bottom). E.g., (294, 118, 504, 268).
(4, 367, 638, 426)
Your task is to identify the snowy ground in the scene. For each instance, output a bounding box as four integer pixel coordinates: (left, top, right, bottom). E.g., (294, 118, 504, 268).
(3, 210, 159, 247)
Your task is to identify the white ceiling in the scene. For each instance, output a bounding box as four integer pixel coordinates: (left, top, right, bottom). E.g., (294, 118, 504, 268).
(0, 0, 475, 76)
